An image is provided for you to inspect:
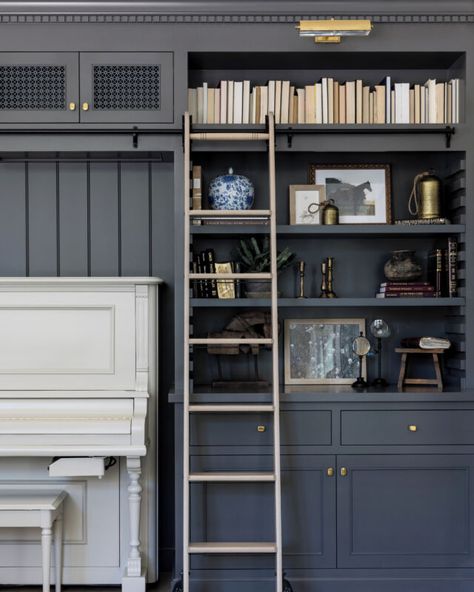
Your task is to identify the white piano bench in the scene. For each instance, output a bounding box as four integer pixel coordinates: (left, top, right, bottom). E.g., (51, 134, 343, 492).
(0, 490, 67, 592)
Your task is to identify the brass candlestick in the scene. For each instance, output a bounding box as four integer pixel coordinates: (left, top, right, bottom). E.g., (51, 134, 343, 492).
(326, 256, 337, 298)
(320, 260, 329, 298)
(297, 260, 306, 298)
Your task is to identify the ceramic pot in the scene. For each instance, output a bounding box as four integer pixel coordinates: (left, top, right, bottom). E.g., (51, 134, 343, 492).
(383, 250, 423, 282)
(208, 167, 254, 210)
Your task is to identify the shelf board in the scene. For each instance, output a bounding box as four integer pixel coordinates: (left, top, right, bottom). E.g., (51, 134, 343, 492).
(191, 224, 465, 237)
(191, 297, 464, 308)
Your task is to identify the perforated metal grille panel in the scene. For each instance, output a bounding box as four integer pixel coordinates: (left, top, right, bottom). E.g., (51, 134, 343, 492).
(93, 64, 161, 110)
(0, 65, 66, 110)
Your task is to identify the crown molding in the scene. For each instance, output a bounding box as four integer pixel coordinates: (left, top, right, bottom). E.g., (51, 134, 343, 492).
(0, 1, 473, 24)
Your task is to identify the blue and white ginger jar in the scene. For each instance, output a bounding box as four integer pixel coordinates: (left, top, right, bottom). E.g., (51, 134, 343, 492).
(208, 167, 255, 210)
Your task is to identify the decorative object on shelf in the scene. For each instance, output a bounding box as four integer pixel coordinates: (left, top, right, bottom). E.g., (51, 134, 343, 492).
(237, 237, 295, 297)
(208, 167, 255, 210)
(370, 319, 391, 387)
(284, 318, 365, 385)
(351, 332, 371, 389)
(383, 250, 423, 282)
(289, 184, 326, 224)
(296, 19, 373, 44)
(191, 164, 203, 225)
(214, 262, 236, 299)
(320, 257, 337, 298)
(297, 260, 306, 299)
(310, 164, 392, 224)
(401, 336, 451, 350)
(396, 347, 444, 391)
(207, 311, 272, 388)
(321, 199, 340, 225)
(408, 170, 442, 220)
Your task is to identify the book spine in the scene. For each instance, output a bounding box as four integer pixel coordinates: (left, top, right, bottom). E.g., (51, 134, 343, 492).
(428, 249, 444, 297)
(380, 281, 431, 287)
(377, 292, 435, 298)
(234, 262, 242, 298)
(192, 258, 200, 298)
(379, 286, 434, 293)
(198, 251, 209, 298)
(447, 236, 458, 297)
(206, 249, 218, 298)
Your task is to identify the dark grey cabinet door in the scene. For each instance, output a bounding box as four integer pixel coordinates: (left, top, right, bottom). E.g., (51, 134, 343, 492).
(337, 454, 474, 568)
(189, 454, 336, 570)
(0, 52, 79, 123)
(79, 52, 173, 123)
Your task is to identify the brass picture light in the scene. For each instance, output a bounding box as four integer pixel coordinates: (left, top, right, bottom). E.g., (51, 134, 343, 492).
(296, 19, 373, 43)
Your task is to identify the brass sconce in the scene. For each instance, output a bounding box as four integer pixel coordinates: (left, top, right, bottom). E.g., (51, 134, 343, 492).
(296, 19, 373, 43)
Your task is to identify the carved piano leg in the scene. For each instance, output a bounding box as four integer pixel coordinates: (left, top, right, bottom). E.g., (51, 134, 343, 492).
(122, 456, 146, 592)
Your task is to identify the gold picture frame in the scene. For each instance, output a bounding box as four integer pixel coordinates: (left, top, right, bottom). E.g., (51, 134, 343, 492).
(289, 184, 326, 225)
(284, 318, 366, 385)
(309, 164, 392, 224)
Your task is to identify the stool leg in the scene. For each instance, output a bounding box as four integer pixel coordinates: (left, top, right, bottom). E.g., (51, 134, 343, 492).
(54, 514, 63, 592)
(433, 353, 443, 391)
(42, 527, 52, 592)
(398, 353, 408, 391)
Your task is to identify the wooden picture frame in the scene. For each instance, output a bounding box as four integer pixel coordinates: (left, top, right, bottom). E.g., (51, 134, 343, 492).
(284, 318, 366, 385)
(289, 184, 326, 225)
(309, 164, 392, 224)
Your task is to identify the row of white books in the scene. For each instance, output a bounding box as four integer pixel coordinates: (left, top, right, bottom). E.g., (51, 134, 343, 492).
(188, 78, 461, 125)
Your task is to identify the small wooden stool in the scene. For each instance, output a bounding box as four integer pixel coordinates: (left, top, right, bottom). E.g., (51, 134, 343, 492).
(0, 490, 66, 592)
(396, 348, 444, 391)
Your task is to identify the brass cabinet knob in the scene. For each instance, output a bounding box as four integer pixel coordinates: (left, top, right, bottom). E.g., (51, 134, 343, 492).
(408, 425, 418, 432)
(68, 101, 76, 111)
(327, 467, 335, 477)
(340, 467, 348, 477)
(82, 102, 90, 111)
(257, 425, 266, 433)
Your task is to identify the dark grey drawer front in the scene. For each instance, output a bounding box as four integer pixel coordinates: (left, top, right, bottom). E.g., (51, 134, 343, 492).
(190, 410, 331, 447)
(342, 410, 474, 445)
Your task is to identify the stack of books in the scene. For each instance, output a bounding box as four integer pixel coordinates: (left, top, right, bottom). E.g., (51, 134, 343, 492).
(427, 237, 458, 297)
(192, 249, 241, 299)
(376, 282, 436, 298)
(188, 77, 461, 125)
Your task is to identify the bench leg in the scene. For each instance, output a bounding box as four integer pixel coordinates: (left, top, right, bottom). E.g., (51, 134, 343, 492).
(42, 526, 52, 592)
(54, 513, 63, 592)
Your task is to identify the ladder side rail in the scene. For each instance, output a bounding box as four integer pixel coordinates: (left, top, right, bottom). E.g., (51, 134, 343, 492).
(183, 111, 191, 592)
(268, 112, 283, 592)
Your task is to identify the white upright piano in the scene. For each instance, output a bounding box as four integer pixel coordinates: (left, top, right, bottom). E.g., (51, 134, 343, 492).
(0, 277, 161, 592)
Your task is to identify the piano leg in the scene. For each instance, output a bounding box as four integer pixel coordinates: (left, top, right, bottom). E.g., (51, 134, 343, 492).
(122, 456, 146, 592)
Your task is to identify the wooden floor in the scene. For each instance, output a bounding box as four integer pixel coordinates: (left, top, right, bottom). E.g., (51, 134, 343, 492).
(0, 573, 171, 591)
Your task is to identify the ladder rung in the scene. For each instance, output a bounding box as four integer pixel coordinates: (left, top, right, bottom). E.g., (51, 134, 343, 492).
(188, 210, 271, 218)
(189, 338, 273, 345)
(189, 542, 277, 554)
(189, 472, 275, 482)
(189, 404, 274, 413)
(189, 132, 270, 142)
(189, 273, 272, 280)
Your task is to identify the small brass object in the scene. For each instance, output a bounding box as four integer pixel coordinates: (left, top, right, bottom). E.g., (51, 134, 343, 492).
(326, 257, 336, 298)
(340, 467, 348, 477)
(408, 425, 418, 432)
(322, 199, 339, 225)
(68, 102, 77, 111)
(257, 425, 266, 433)
(327, 467, 335, 477)
(408, 171, 442, 220)
(82, 102, 90, 111)
(297, 260, 306, 299)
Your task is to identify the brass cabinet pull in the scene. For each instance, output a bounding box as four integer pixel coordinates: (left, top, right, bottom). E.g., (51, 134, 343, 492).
(68, 102, 77, 111)
(327, 467, 335, 477)
(257, 425, 266, 433)
(340, 467, 348, 477)
(82, 102, 90, 111)
(408, 425, 418, 432)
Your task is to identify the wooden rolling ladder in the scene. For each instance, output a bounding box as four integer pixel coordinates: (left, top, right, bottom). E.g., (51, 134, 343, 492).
(180, 111, 289, 592)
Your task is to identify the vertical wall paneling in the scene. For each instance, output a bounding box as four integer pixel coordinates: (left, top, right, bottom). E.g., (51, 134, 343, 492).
(89, 162, 120, 276)
(0, 163, 26, 276)
(120, 162, 150, 276)
(58, 162, 88, 276)
(27, 162, 58, 277)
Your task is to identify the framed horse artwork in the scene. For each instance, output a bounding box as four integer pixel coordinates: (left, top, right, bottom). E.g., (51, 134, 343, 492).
(309, 163, 392, 224)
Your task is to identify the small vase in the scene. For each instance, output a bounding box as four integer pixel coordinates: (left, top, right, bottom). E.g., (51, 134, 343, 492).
(384, 250, 423, 282)
(245, 280, 280, 299)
